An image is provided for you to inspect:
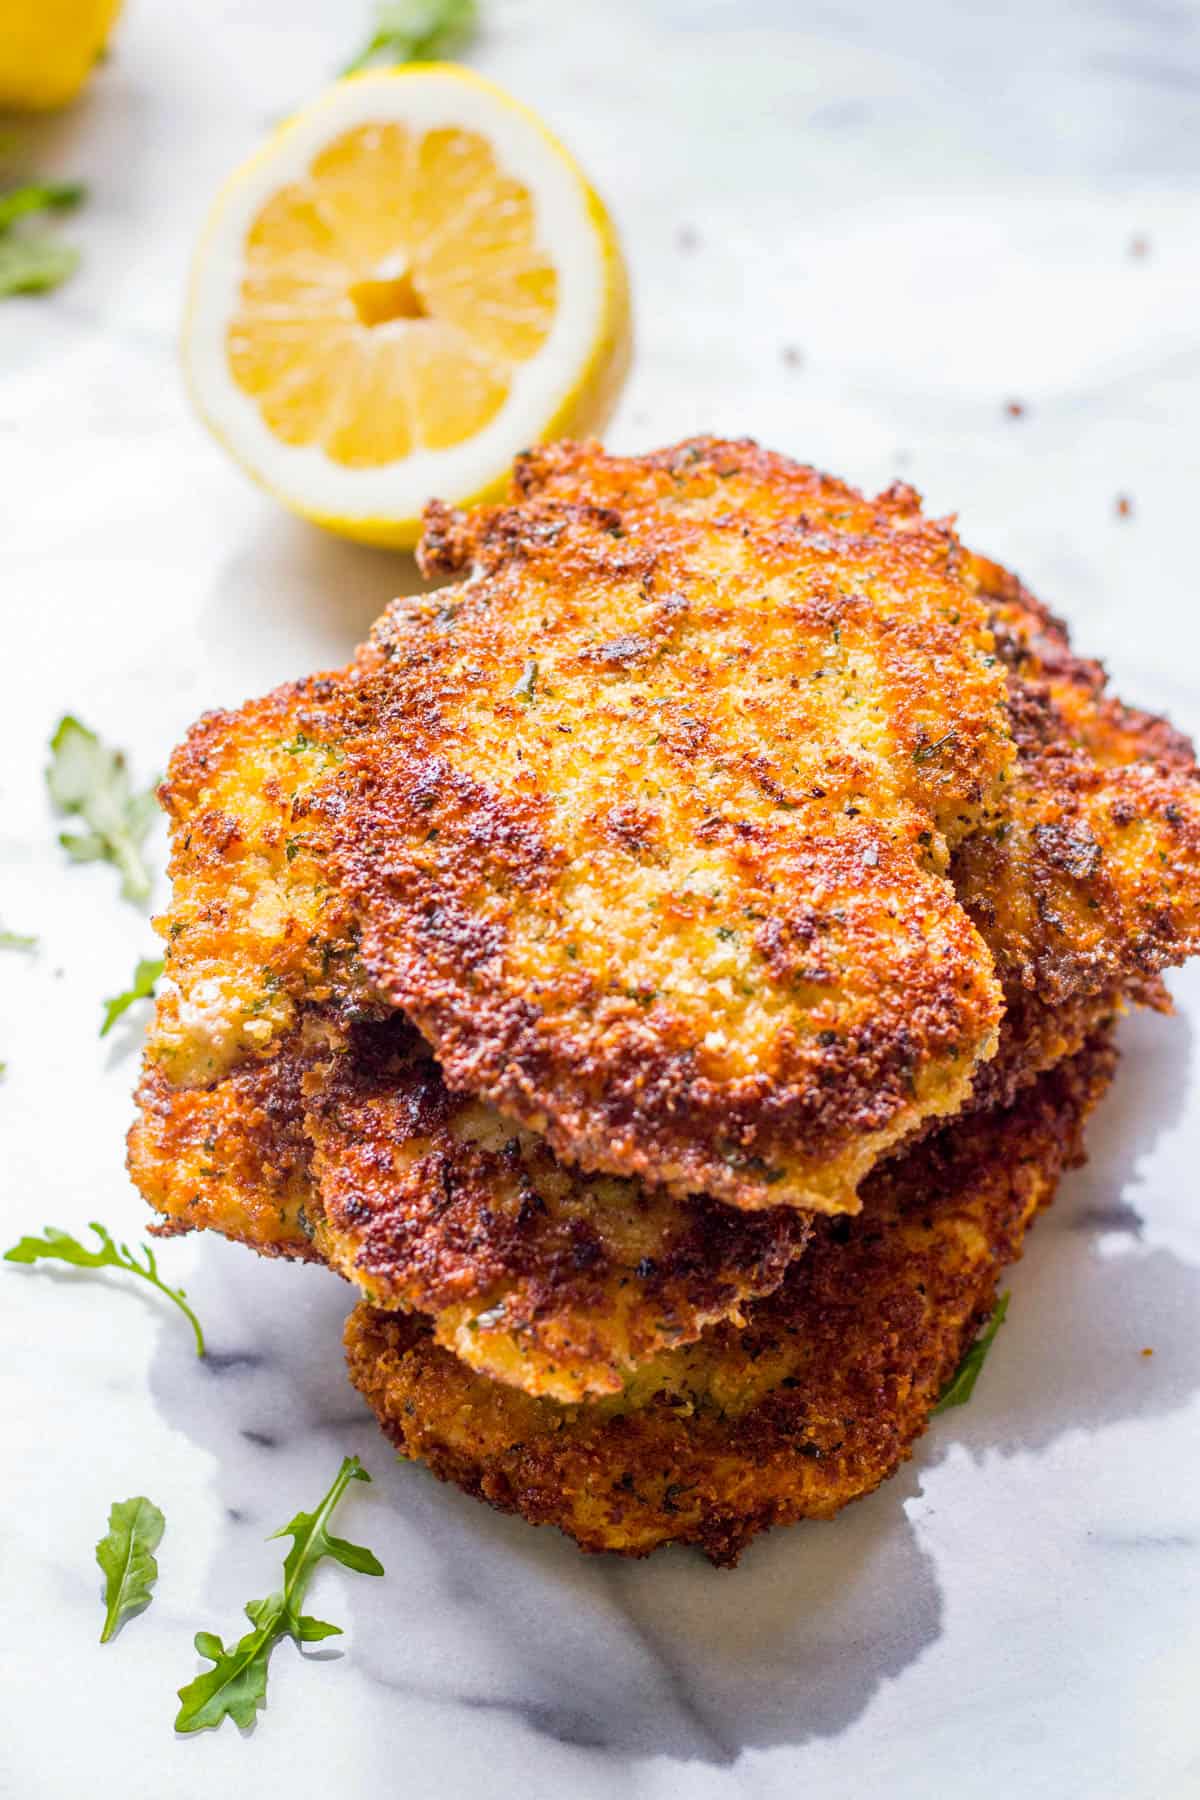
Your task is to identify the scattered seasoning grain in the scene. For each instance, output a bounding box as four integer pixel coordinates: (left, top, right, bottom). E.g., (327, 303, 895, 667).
(512, 659, 538, 702)
(913, 729, 957, 765)
(1005, 399, 1026, 419)
(1129, 235, 1150, 259)
(1115, 494, 1134, 519)
(1141, 1347, 1154, 1357)
(780, 344, 804, 370)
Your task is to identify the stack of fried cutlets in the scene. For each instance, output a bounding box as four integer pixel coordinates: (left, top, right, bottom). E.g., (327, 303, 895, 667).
(129, 440, 1200, 1564)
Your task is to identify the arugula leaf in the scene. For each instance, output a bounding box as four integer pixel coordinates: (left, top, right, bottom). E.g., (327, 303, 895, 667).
(0, 182, 85, 230)
(100, 955, 164, 1037)
(932, 1291, 1010, 1414)
(4, 1222, 206, 1356)
(342, 0, 479, 75)
(0, 925, 36, 951)
(175, 1455, 383, 1734)
(0, 181, 85, 297)
(96, 1496, 165, 1642)
(46, 717, 159, 904)
(0, 237, 79, 296)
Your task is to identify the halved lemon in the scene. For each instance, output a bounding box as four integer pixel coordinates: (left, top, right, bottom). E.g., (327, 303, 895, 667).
(183, 66, 631, 546)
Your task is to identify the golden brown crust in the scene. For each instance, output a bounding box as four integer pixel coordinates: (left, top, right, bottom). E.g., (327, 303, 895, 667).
(128, 1036, 320, 1260)
(345, 1030, 1116, 1565)
(957, 554, 1200, 1014)
(306, 1013, 810, 1400)
(957, 975, 1160, 1119)
(329, 438, 1013, 1210)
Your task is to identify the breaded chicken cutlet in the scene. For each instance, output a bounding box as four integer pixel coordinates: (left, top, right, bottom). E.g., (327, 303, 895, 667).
(955, 552, 1200, 1091)
(346, 1030, 1116, 1564)
(128, 671, 812, 1401)
(331, 440, 1018, 1212)
(129, 440, 1200, 1413)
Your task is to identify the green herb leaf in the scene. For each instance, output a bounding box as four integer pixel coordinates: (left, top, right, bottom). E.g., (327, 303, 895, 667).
(175, 1455, 383, 1734)
(46, 716, 159, 904)
(0, 178, 85, 297)
(932, 1291, 1010, 1414)
(96, 1496, 165, 1642)
(280, 732, 343, 764)
(0, 182, 85, 230)
(4, 1222, 206, 1355)
(100, 955, 164, 1037)
(0, 925, 36, 951)
(342, 0, 479, 76)
(0, 237, 79, 296)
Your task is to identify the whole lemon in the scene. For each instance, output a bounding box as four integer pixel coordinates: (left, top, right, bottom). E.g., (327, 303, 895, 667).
(0, 0, 124, 111)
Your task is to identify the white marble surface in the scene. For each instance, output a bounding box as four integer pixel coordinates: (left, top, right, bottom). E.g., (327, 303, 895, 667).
(3, 1, 1200, 1794)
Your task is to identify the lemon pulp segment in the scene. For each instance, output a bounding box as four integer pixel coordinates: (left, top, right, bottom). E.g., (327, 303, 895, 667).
(227, 120, 559, 467)
(184, 67, 630, 544)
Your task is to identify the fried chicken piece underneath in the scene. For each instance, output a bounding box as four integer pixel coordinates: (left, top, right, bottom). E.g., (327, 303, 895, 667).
(129, 1028, 321, 1263)
(130, 1008, 811, 1403)
(345, 1030, 1115, 1565)
(307, 1013, 811, 1400)
(147, 674, 373, 1090)
(957, 554, 1200, 1024)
